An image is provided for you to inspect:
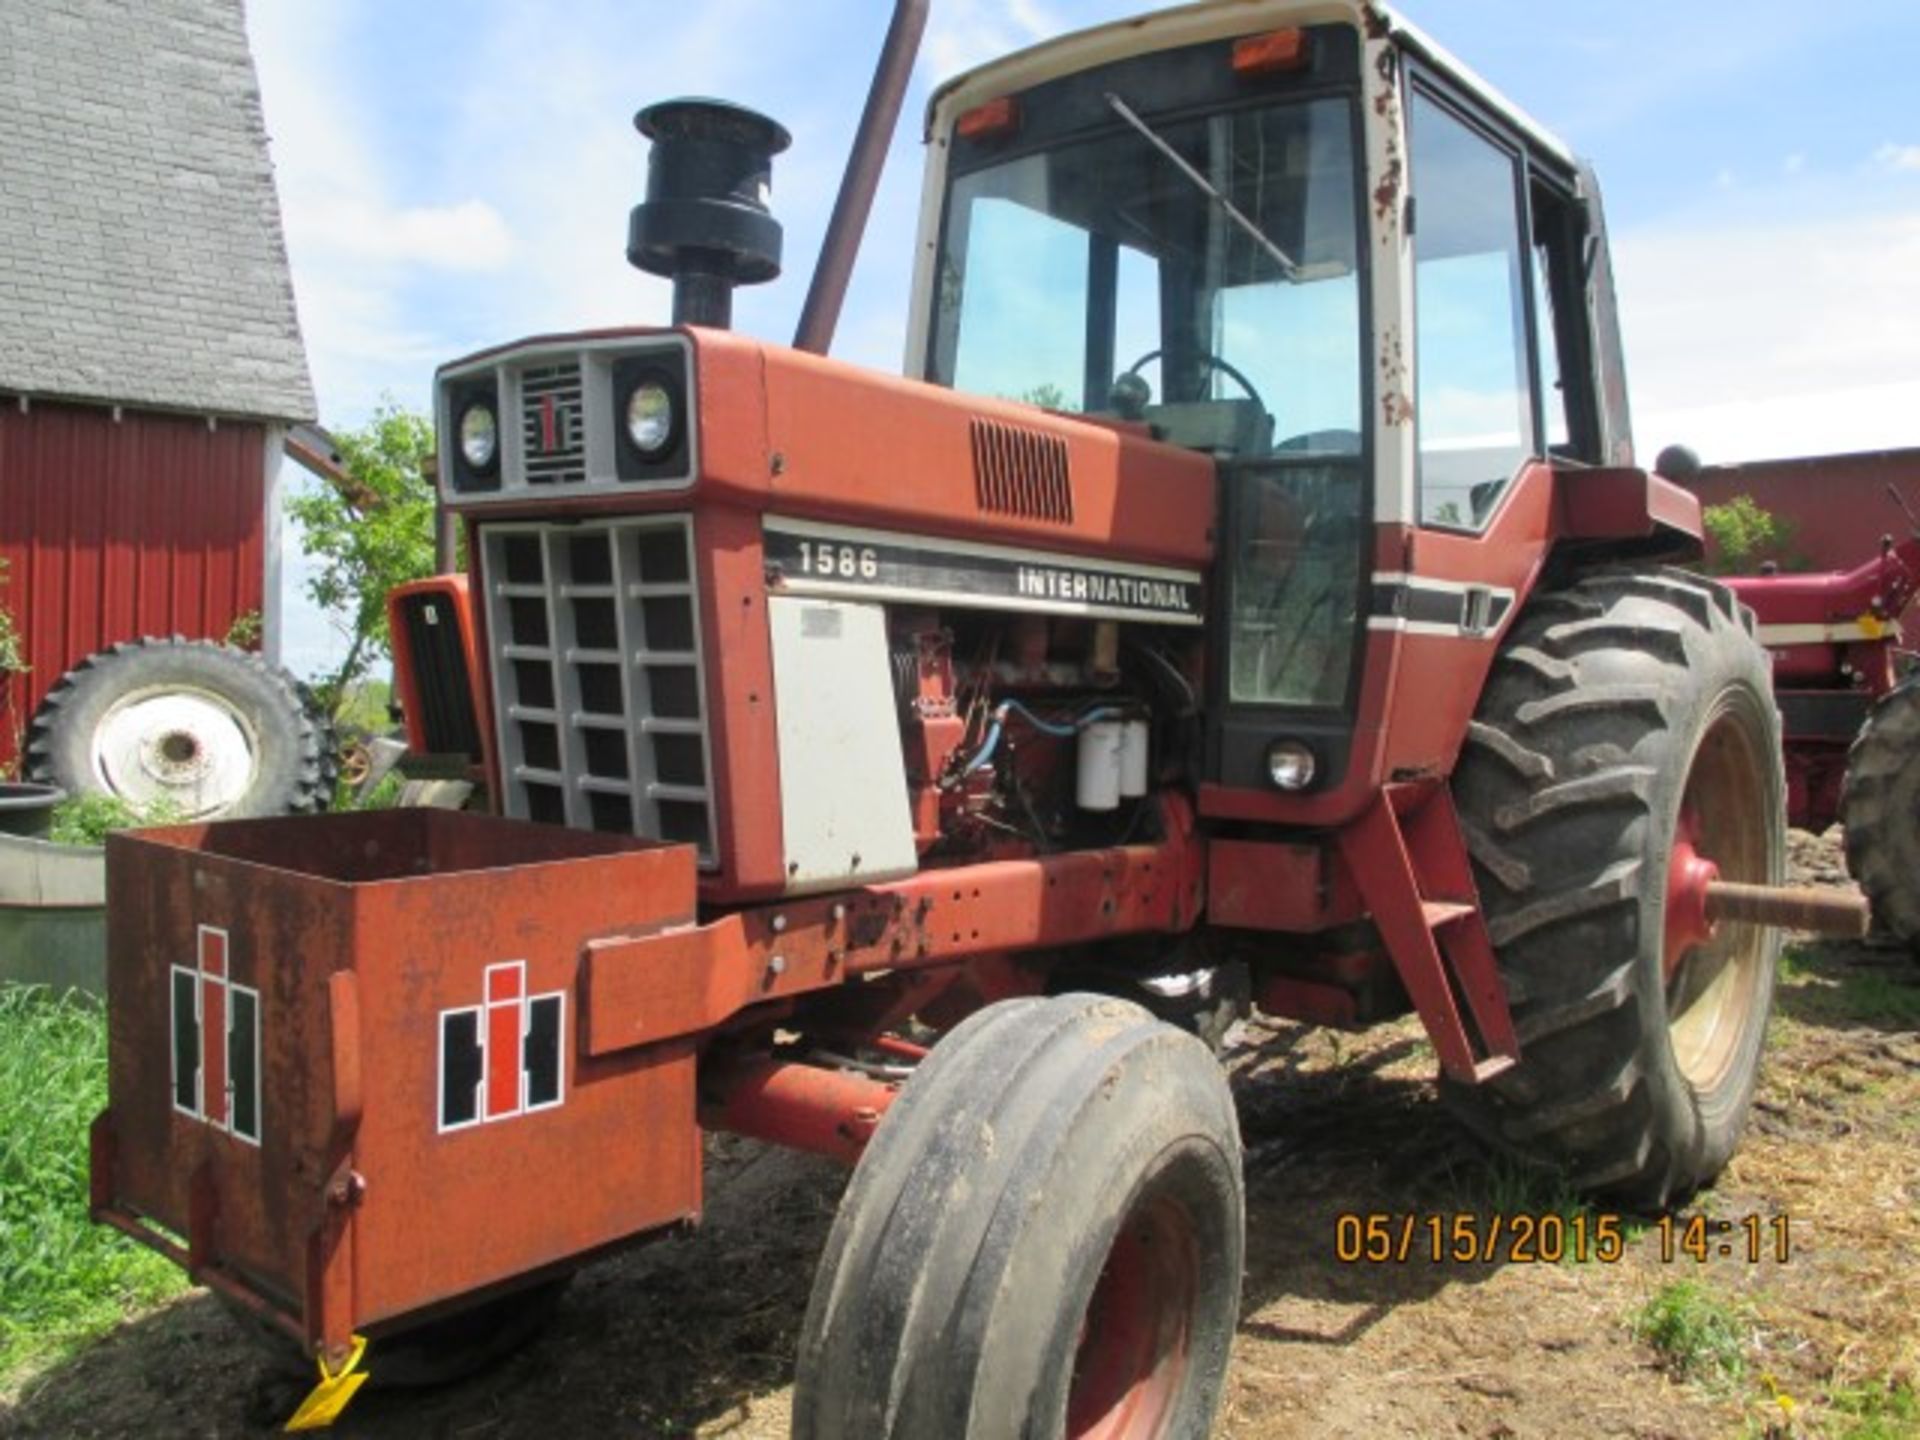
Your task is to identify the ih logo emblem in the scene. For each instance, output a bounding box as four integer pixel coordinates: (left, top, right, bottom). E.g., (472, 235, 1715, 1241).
(171, 925, 262, 1144)
(535, 392, 576, 454)
(438, 962, 565, 1132)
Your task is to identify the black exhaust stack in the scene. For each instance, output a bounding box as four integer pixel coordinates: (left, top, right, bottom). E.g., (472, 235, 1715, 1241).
(628, 100, 790, 329)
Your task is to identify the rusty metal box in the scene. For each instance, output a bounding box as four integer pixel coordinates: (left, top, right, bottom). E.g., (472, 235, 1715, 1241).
(93, 808, 701, 1355)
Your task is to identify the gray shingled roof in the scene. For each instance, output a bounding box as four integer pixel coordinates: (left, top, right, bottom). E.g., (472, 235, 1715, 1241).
(0, 0, 315, 422)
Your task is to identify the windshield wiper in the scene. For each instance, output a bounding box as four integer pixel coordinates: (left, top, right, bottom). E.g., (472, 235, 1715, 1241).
(1104, 91, 1299, 279)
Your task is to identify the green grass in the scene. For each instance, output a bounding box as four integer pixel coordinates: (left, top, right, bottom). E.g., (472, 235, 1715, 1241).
(1829, 1379, 1920, 1440)
(1776, 945, 1920, 1027)
(46, 792, 185, 847)
(1784, 967, 1920, 1028)
(0, 984, 185, 1385)
(1631, 1279, 1750, 1385)
(332, 769, 405, 813)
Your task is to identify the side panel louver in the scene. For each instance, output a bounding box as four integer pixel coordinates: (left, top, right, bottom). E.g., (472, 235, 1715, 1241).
(970, 417, 1074, 524)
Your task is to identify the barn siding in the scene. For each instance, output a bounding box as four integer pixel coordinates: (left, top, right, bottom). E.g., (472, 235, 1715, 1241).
(0, 400, 266, 766)
(1685, 449, 1920, 573)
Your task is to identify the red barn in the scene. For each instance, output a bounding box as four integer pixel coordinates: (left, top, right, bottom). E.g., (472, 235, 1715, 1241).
(1687, 448, 1920, 573)
(0, 0, 315, 767)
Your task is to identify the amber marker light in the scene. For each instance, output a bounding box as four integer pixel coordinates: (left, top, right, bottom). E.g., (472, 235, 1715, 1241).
(1232, 27, 1311, 75)
(957, 96, 1021, 140)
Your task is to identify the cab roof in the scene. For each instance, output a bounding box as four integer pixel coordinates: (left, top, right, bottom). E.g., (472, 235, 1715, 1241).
(925, 0, 1574, 167)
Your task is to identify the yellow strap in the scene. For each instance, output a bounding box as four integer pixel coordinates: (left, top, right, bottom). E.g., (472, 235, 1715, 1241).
(284, 1334, 370, 1433)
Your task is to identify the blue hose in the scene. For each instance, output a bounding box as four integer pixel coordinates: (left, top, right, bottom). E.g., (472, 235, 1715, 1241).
(960, 701, 1122, 776)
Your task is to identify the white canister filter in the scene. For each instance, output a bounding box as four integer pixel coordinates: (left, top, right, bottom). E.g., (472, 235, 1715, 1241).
(1076, 719, 1125, 811)
(1119, 718, 1150, 798)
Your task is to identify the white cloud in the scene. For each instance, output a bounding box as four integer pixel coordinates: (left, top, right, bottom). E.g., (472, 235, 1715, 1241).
(1616, 205, 1920, 463)
(298, 199, 513, 272)
(926, 0, 1060, 79)
(1877, 143, 1920, 173)
(246, 2, 517, 420)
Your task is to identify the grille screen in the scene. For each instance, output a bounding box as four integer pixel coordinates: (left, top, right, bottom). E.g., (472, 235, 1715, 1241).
(480, 518, 715, 863)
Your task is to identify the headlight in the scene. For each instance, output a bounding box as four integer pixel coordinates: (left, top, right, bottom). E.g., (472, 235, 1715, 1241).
(1266, 739, 1317, 791)
(458, 403, 498, 470)
(625, 383, 674, 455)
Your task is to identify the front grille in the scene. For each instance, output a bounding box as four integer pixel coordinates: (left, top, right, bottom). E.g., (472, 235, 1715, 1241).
(519, 362, 587, 486)
(398, 589, 483, 759)
(480, 517, 715, 864)
(971, 416, 1073, 523)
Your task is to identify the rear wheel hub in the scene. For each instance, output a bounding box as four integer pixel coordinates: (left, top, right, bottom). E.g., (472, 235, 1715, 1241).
(93, 688, 260, 819)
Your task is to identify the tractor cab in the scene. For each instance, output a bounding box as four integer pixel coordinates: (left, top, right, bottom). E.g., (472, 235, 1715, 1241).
(911, 1, 1634, 797)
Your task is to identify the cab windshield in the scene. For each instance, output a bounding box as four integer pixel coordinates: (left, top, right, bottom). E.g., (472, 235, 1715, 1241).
(929, 94, 1363, 462)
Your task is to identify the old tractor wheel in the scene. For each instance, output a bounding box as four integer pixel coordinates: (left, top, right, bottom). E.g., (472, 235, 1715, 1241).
(793, 994, 1244, 1440)
(1449, 569, 1784, 1209)
(25, 638, 335, 821)
(1840, 677, 1920, 949)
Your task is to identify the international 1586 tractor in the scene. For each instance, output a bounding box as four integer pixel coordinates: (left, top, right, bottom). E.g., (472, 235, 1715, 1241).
(90, 2, 1867, 1434)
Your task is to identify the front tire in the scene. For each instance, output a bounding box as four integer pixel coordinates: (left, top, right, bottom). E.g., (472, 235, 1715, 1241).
(1841, 677, 1920, 950)
(794, 994, 1244, 1440)
(1450, 569, 1784, 1209)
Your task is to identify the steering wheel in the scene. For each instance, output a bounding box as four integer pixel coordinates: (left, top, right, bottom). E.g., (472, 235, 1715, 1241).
(1119, 348, 1271, 417)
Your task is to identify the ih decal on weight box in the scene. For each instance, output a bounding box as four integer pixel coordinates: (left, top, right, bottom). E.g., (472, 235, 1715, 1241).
(438, 962, 566, 1132)
(170, 925, 261, 1145)
(764, 516, 1204, 626)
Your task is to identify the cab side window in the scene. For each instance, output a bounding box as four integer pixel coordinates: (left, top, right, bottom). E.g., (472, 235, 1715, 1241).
(1410, 89, 1534, 529)
(1529, 181, 1601, 463)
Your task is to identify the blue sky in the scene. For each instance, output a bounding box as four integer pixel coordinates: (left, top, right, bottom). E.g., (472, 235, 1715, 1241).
(246, 0, 1920, 678)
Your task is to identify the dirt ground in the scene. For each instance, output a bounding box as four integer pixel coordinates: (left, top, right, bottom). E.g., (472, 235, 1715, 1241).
(3, 829, 1915, 1439)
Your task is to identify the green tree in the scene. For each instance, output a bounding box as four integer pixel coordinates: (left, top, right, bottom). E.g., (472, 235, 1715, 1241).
(1019, 382, 1069, 410)
(286, 402, 437, 717)
(1700, 493, 1800, 576)
(0, 558, 23, 678)
(0, 557, 27, 774)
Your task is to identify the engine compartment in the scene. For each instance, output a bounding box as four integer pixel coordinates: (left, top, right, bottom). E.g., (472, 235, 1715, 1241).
(889, 608, 1202, 865)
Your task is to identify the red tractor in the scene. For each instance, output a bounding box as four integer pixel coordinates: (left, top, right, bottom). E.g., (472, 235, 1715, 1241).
(89, 4, 1865, 1434)
(1720, 502, 1920, 944)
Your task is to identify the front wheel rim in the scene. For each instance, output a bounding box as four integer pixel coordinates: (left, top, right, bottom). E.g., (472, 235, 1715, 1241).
(1065, 1189, 1200, 1440)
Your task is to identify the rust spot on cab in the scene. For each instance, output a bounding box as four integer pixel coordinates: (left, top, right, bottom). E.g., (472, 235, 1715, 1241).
(1372, 157, 1403, 224)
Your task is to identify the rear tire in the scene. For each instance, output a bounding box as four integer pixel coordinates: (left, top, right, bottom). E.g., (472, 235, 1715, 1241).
(1841, 677, 1920, 950)
(793, 994, 1244, 1440)
(1449, 569, 1784, 1209)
